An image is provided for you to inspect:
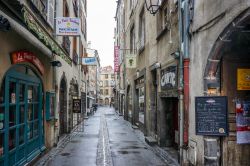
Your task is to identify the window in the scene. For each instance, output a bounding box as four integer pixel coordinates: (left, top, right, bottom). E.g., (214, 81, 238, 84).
(104, 81, 109, 87)
(73, 0, 78, 17)
(63, 0, 69, 17)
(72, 37, 78, 65)
(130, 25, 135, 54)
(47, 0, 55, 27)
(105, 89, 109, 95)
(157, 2, 170, 35)
(100, 89, 103, 95)
(31, 0, 47, 18)
(105, 74, 109, 79)
(138, 9, 145, 50)
(99, 81, 103, 87)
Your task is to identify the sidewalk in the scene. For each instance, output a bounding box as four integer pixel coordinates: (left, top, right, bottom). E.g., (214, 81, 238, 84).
(114, 109, 179, 166)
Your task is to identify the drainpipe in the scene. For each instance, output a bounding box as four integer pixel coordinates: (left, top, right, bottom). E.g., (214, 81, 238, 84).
(183, 0, 190, 146)
(53, 0, 59, 147)
(179, 0, 190, 164)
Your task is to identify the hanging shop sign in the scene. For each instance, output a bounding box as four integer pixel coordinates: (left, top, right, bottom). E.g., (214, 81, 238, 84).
(11, 51, 45, 75)
(56, 17, 80, 36)
(126, 54, 136, 68)
(73, 99, 81, 113)
(237, 69, 250, 90)
(114, 46, 120, 72)
(82, 57, 97, 65)
(161, 66, 177, 90)
(195, 96, 228, 136)
(236, 100, 250, 144)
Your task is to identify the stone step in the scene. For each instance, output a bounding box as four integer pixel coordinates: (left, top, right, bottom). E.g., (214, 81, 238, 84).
(145, 136, 157, 146)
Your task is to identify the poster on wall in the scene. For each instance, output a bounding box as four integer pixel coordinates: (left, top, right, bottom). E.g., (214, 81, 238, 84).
(237, 69, 250, 90)
(236, 100, 250, 144)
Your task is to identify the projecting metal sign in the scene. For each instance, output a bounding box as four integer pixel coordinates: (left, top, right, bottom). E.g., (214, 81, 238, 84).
(82, 57, 97, 65)
(126, 54, 136, 68)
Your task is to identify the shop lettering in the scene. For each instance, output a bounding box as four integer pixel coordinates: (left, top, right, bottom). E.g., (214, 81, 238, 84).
(161, 72, 176, 88)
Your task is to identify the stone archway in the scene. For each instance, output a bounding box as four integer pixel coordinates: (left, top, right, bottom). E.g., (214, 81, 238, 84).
(68, 78, 79, 131)
(59, 74, 67, 135)
(204, 8, 250, 166)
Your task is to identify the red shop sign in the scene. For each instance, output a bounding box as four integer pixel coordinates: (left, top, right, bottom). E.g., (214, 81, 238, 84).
(11, 51, 45, 75)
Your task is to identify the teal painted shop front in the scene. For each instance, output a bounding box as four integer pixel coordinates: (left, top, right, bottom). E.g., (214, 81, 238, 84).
(0, 65, 45, 166)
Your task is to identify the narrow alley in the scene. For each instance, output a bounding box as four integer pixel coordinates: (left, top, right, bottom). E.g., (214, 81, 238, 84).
(34, 107, 177, 166)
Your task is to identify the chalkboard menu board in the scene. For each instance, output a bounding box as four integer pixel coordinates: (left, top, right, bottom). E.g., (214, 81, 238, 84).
(73, 99, 81, 113)
(195, 96, 228, 136)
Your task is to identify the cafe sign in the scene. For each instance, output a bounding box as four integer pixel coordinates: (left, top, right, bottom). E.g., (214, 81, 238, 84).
(11, 51, 45, 75)
(56, 17, 80, 36)
(161, 66, 177, 90)
(237, 69, 250, 90)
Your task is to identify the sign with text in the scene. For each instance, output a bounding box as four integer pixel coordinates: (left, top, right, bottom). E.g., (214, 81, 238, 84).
(73, 99, 81, 113)
(161, 66, 177, 90)
(11, 51, 44, 75)
(82, 57, 97, 65)
(114, 46, 120, 72)
(237, 69, 250, 90)
(126, 54, 136, 68)
(56, 17, 80, 36)
(195, 96, 228, 136)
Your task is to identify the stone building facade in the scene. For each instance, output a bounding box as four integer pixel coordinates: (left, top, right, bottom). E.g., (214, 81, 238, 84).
(115, 0, 180, 162)
(99, 66, 115, 106)
(187, 0, 250, 165)
(0, 0, 88, 165)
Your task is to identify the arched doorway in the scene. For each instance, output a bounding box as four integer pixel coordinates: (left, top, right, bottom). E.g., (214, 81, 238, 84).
(69, 78, 79, 130)
(204, 8, 250, 165)
(105, 98, 109, 106)
(0, 65, 44, 166)
(59, 77, 67, 135)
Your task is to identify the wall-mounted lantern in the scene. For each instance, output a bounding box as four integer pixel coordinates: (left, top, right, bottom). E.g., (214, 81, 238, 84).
(145, 0, 161, 15)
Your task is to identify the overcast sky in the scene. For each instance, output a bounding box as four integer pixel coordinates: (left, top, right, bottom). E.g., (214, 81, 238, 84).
(87, 0, 117, 68)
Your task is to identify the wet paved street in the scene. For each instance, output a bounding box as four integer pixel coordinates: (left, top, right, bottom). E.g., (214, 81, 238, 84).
(35, 107, 167, 166)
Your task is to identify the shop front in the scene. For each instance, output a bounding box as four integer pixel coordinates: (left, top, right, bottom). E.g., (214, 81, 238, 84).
(134, 71, 146, 132)
(0, 64, 44, 166)
(158, 65, 179, 148)
(201, 8, 250, 165)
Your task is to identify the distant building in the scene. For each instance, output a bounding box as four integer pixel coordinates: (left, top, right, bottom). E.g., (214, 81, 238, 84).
(99, 66, 115, 106)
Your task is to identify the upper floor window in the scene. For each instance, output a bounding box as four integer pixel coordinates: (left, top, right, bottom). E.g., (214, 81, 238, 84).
(73, 0, 78, 17)
(30, 0, 54, 28)
(105, 74, 109, 79)
(157, 1, 170, 37)
(63, 0, 69, 17)
(130, 25, 135, 54)
(138, 8, 145, 51)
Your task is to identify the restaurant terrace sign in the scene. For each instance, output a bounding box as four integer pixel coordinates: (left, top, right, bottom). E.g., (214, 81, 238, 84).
(11, 51, 45, 75)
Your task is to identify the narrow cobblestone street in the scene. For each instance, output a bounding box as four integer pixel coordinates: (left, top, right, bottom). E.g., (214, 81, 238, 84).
(34, 107, 169, 166)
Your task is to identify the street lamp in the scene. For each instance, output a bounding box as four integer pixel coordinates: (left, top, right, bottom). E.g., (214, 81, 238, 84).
(145, 0, 161, 15)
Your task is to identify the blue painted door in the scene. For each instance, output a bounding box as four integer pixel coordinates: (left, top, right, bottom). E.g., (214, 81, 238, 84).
(0, 66, 44, 166)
